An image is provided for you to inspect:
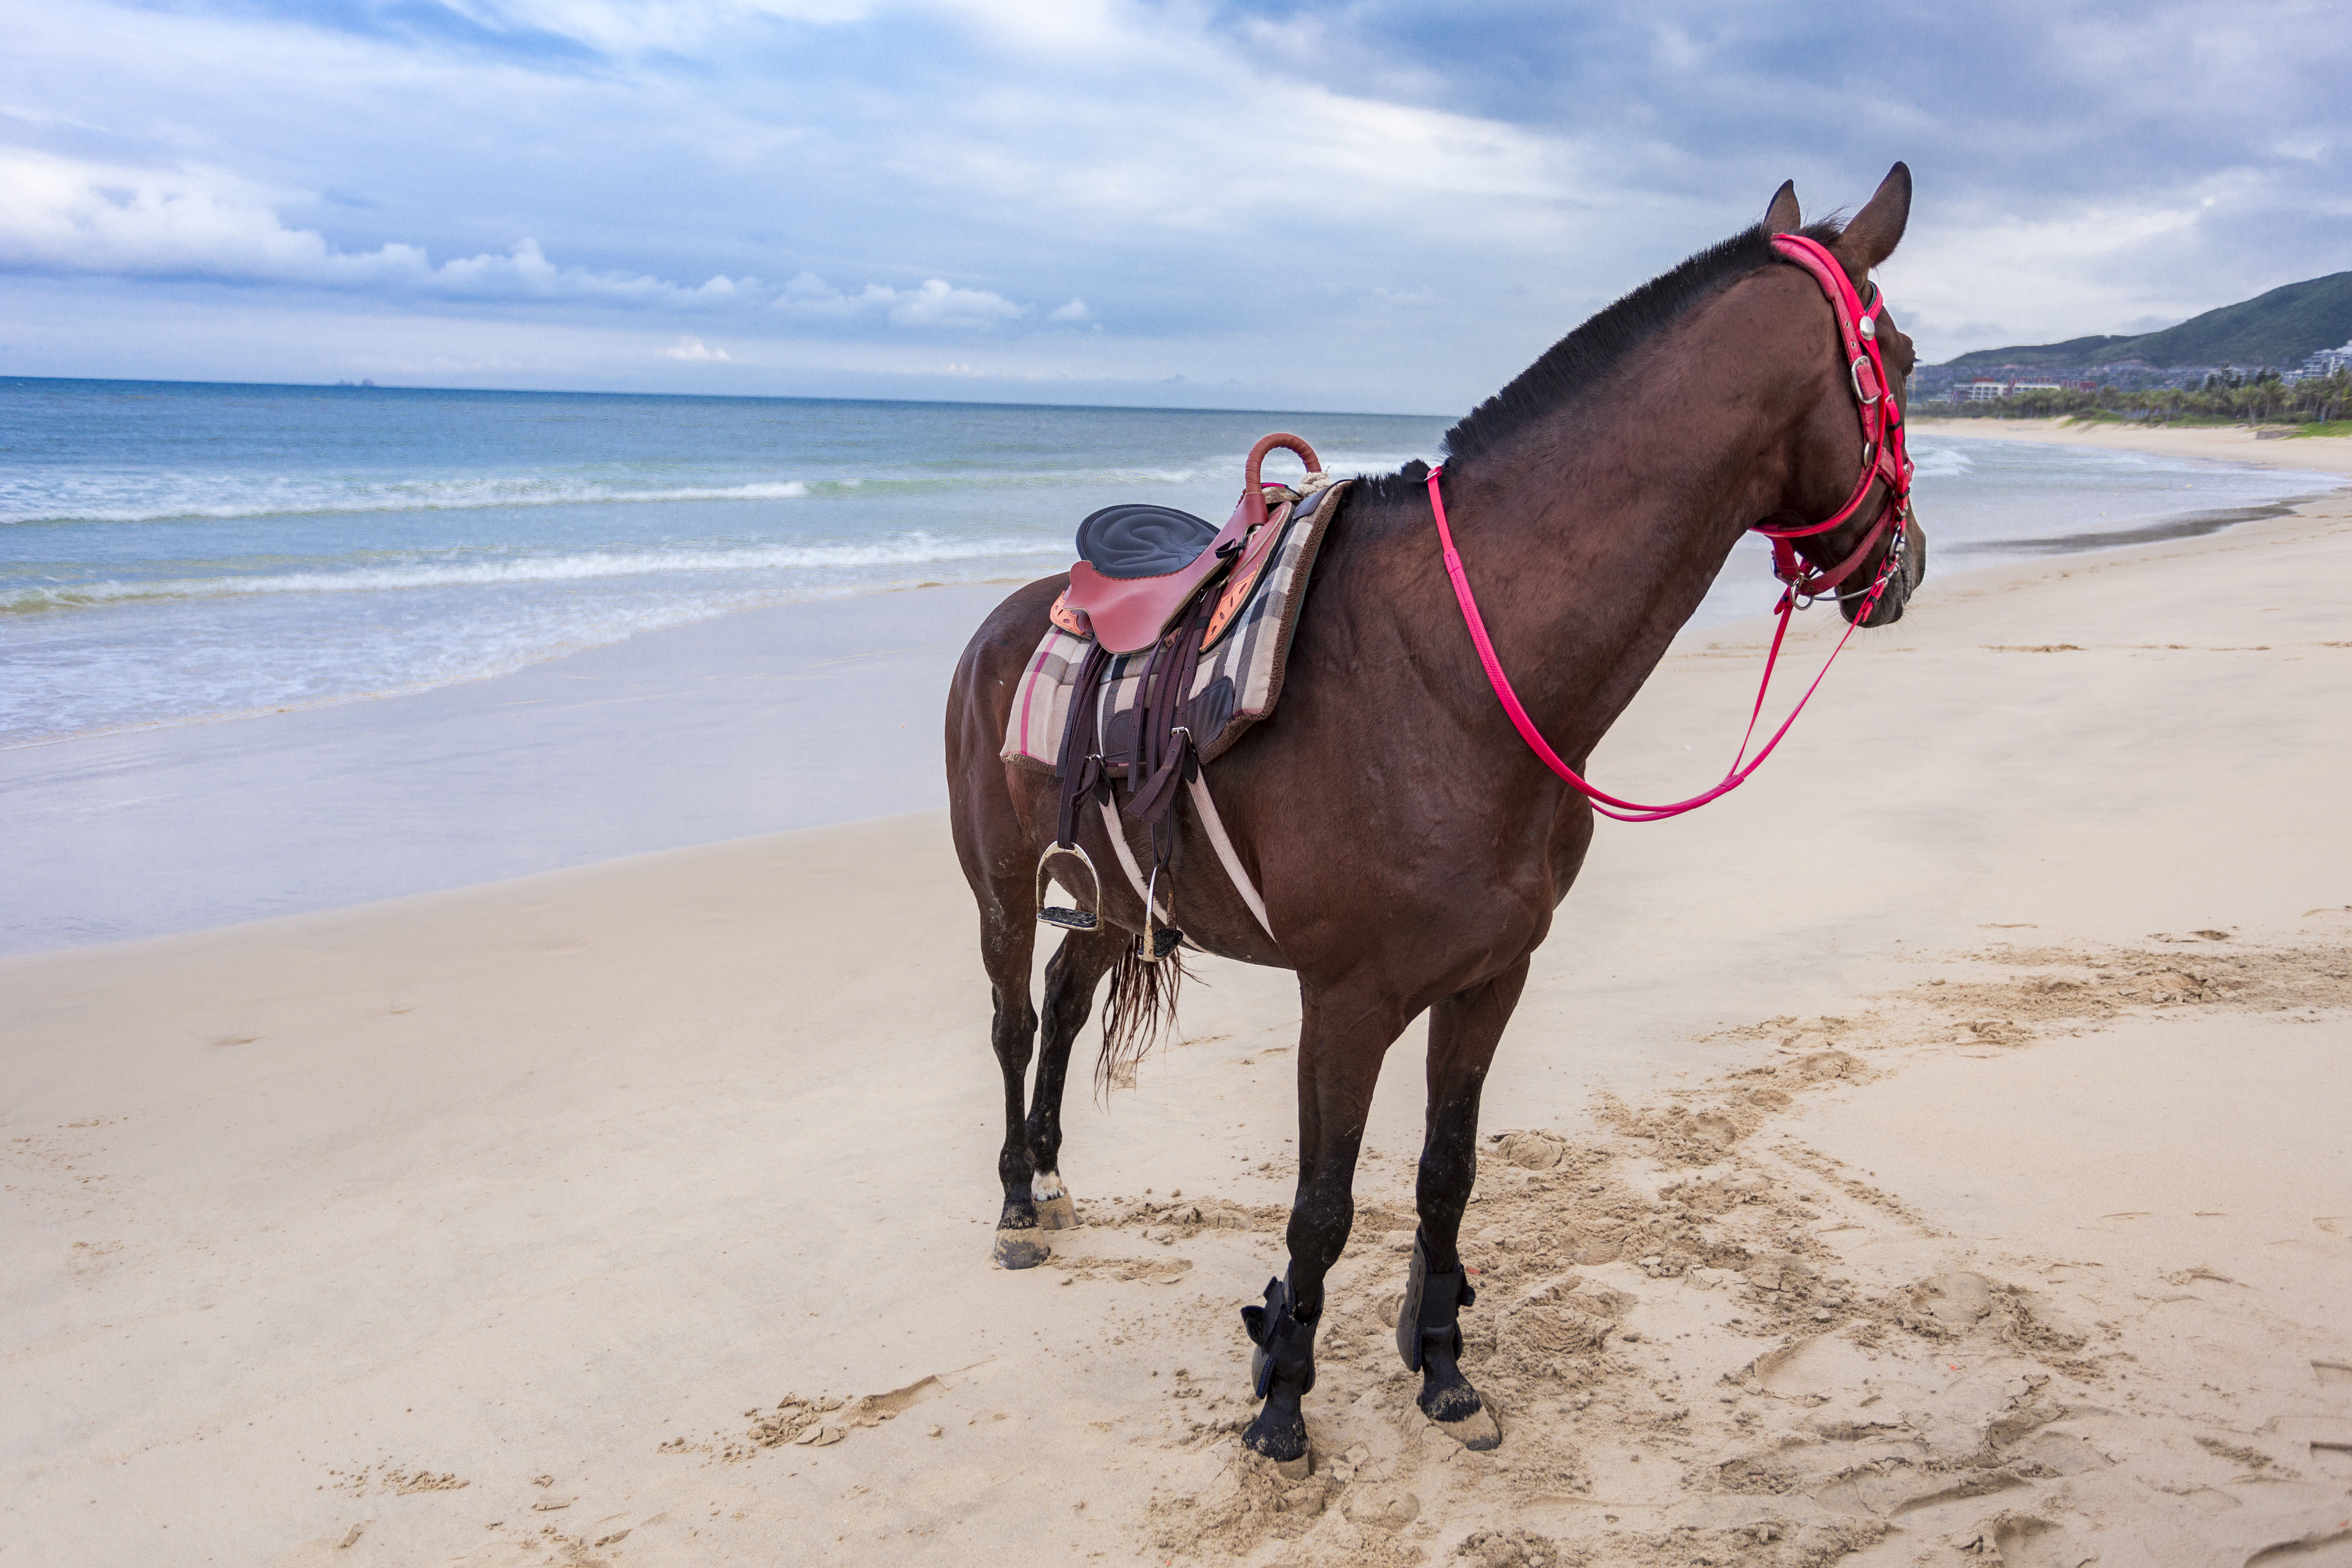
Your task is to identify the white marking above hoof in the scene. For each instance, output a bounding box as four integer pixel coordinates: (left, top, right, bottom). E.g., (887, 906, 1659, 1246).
(1032, 1169, 1065, 1202)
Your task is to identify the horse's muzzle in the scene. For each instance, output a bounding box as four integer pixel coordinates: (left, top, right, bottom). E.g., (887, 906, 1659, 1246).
(1844, 512, 1927, 627)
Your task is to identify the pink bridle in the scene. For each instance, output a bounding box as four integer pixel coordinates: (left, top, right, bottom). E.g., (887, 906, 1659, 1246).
(1427, 231, 1914, 824)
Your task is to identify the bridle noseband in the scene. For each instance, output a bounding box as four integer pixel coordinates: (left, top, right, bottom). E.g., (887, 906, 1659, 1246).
(1752, 232, 1914, 612)
(1424, 231, 1917, 822)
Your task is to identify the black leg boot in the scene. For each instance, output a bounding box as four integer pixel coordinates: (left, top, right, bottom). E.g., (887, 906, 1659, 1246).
(1240, 1274, 1317, 1471)
(1395, 1233, 1501, 1449)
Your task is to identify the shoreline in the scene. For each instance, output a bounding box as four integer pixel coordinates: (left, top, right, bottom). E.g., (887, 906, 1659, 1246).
(1909, 412, 2352, 475)
(0, 574, 1039, 757)
(5, 465, 2347, 1565)
(0, 580, 1014, 954)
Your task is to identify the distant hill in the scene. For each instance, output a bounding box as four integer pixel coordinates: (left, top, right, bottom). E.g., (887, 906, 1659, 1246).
(1945, 271, 2352, 370)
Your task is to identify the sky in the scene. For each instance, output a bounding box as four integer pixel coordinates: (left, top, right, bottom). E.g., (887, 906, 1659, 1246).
(3, 0, 2347, 413)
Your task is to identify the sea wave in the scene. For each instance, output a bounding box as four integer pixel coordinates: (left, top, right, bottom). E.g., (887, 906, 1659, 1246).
(1198, 448, 1432, 478)
(0, 533, 1064, 612)
(0, 460, 1249, 527)
(1906, 442, 1974, 480)
(0, 476, 822, 527)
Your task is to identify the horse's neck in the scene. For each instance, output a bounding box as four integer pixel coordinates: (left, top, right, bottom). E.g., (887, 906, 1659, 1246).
(1439, 354, 1797, 766)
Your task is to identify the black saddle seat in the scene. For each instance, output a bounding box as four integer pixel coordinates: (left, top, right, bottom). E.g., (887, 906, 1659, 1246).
(1074, 503, 1219, 580)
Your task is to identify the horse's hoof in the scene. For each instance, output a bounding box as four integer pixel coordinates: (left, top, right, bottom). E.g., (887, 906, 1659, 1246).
(1031, 1169, 1078, 1230)
(1429, 1403, 1501, 1452)
(1242, 1404, 1309, 1469)
(992, 1226, 1050, 1269)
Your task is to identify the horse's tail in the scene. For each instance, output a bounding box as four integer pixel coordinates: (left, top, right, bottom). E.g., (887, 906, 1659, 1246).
(1096, 944, 1188, 1095)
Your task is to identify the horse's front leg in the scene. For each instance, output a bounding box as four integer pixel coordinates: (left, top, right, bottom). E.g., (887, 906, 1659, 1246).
(1241, 978, 1404, 1471)
(1396, 957, 1526, 1449)
(1026, 928, 1122, 1229)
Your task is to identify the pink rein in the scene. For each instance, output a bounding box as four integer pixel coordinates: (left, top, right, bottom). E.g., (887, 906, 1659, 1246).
(1428, 232, 1911, 825)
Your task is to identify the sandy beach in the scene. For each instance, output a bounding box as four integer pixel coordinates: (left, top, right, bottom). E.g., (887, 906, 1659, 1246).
(6, 428, 2351, 1568)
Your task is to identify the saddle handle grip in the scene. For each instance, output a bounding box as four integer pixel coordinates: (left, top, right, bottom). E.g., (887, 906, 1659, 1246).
(1242, 433, 1322, 532)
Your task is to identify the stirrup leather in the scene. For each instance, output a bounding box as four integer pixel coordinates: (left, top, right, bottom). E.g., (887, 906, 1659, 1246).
(1136, 861, 1182, 962)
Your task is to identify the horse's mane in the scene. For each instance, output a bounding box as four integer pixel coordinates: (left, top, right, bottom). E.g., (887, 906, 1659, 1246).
(1360, 217, 1846, 502)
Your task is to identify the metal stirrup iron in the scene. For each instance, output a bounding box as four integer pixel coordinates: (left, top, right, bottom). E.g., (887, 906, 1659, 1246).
(1035, 842, 1101, 931)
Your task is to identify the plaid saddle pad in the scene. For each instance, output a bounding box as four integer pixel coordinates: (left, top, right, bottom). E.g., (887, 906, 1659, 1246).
(1001, 480, 1348, 776)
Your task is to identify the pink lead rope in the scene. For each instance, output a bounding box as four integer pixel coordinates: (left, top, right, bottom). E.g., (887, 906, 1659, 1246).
(1427, 232, 1912, 825)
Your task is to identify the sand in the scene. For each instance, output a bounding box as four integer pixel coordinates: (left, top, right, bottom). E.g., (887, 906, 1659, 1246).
(4, 431, 2350, 1567)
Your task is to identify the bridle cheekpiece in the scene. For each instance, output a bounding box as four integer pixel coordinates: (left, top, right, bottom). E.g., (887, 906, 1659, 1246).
(1751, 232, 1914, 612)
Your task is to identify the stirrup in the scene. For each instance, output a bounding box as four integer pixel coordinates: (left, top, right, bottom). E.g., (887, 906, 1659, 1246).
(1035, 843, 1101, 931)
(1137, 862, 1183, 962)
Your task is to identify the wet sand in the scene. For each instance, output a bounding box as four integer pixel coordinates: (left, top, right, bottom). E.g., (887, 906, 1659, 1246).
(0, 582, 1011, 954)
(4, 434, 2350, 1566)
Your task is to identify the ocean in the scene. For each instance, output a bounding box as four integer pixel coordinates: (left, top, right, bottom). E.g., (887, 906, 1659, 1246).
(1, 377, 2333, 746)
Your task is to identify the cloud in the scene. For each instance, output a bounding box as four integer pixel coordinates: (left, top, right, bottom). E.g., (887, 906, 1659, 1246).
(777, 272, 1026, 328)
(0, 149, 754, 306)
(3, 0, 2347, 399)
(657, 336, 731, 359)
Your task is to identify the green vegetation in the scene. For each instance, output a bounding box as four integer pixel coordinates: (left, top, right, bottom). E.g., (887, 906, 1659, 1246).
(1945, 271, 2352, 371)
(1927, 369, 2352, 427)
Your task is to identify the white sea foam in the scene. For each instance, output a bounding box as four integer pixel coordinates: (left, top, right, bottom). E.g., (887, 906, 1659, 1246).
(1, 533, 1062, 612)
(1906, 442, 1973, 480)
(1199, 448, 1433, 478)
(0, 476, 817, 527)
(0, 462, 1246, 528)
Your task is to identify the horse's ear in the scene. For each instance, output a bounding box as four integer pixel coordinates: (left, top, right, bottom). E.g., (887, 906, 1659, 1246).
(1835, 162, 1911, 277)
(1763, 180, 1801, 234)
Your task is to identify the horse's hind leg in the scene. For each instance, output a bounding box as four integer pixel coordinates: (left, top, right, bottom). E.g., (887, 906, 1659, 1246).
(978, 888, 1049, 1268)
(1026, 926, 1122, 1230)
(1396, 957, 1527, 1450)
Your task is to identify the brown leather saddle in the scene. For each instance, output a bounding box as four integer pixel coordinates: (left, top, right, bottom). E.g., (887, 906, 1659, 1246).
(1055, 433, 1321, 654)
(1036, 433, 1323, 957)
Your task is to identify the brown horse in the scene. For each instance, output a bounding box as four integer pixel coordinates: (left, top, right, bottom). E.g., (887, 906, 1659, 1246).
(944, 165, 1926, 1464)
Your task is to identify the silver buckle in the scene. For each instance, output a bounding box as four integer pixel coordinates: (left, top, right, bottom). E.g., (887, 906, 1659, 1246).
(1850, 355, 1881, 405)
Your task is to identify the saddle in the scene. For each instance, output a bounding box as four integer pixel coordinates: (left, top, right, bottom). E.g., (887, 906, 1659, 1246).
(1057, 433, 1320, 655)
(1035, 434, 1328, 959)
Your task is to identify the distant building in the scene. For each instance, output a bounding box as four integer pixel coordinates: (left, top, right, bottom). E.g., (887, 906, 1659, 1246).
(1958, 378, 2067, 401)
(2284, 341, 2352, 383)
